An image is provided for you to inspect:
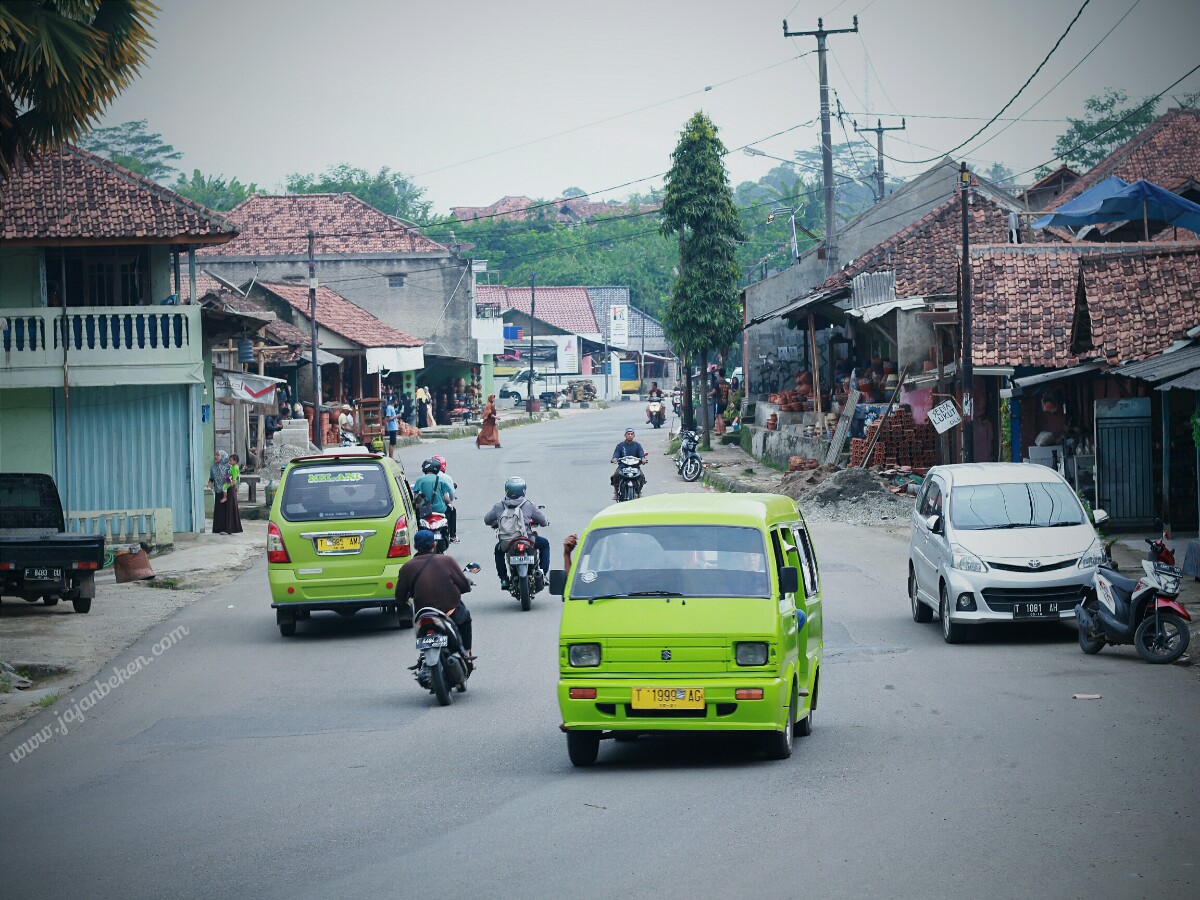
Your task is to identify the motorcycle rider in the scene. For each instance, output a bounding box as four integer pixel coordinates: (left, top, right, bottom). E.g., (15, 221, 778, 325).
(393, 529, 473, 657)
(645, 382, 665, 424)
(430, 455, 459, 543)
(483, 476, 550, 590)
(413, 458, 454, 532)
(610, 428, 648, 500)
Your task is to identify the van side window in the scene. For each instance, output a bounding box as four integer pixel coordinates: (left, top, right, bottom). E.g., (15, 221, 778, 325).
(396, 474, 416, 517)
(920, 480, 943, 518)
(774, 528, 804, 595)
(793, 525, 819, 596)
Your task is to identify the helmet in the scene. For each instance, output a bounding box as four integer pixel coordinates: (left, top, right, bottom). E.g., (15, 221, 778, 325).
(421, 458, 440, 475)
(504, 476, 527, 500)
(431, 454, 447, 472)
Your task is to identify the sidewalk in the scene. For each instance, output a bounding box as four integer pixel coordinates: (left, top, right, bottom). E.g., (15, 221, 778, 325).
(0, 521, 265, 738)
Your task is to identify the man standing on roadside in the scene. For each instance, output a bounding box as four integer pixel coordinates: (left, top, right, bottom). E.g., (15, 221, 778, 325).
(384, 396, 400, 458)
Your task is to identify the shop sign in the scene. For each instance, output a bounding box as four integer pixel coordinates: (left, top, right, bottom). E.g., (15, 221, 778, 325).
(929, 400, 962, 434)
(609, 304, 629, 347)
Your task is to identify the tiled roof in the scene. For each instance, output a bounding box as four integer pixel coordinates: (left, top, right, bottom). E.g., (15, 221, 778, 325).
(180, 271, 225, 301)
(971, 242, 1200, 368)
(452, 195, 657, 224)
(200, 193, 447, 257)
(587, 286, 669, 350)
(0, 145, 237, 245)
(1075, 244, 1200, 363)
(488, 285, 600, 334)
(1049, 108, 1200, 209)
(811, 192, 1023, 300)
(255, 281, 423, 348)
(201, 289, 313, 347)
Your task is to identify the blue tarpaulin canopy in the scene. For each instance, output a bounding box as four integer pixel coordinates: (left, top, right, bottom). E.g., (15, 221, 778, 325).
(1033, 178, 1200, 236)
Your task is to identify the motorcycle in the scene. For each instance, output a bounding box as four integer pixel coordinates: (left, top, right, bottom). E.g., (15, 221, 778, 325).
(501, 509, 547, 611)
(338, 429, 359, 447)
(1076, 559, 1191, 663)
(411, 566, 479, 706)
(674, 430, 702, 482)
(1146, 536, 1176, 566)
(418, 510, 450, 553)
(615, 456, 644, 502)
(647, 398, 666, 429)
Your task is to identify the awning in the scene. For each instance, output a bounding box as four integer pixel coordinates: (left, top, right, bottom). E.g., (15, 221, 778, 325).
(214, 369, 287, 407)
(1012, 360, 1107, 391)
(1157, 369, 1200, 391)
(847, 297, 925, 323)
(1110, 344, 1200, 383)
(366, 345, 424, 374)
(903, 363, 1014, 391)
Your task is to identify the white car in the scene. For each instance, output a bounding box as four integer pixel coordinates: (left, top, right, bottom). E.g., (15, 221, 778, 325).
(907, 463, 1109, 643)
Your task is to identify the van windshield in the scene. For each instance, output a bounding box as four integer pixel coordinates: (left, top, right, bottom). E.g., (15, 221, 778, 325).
(950, 481, 1085, 530)
(570, 525, 770, 599)
(281, 463, 394, 522)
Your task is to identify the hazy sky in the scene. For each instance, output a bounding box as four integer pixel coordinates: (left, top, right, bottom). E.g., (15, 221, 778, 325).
(98, 0, 1200, 212)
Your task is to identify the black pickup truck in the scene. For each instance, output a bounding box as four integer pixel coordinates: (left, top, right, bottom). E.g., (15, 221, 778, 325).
(0, 474, 105, 614)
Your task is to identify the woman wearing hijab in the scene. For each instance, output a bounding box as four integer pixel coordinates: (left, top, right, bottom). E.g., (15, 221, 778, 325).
(208, 450, 237, 534)
(476, 394, 501, 448)
(415, 384, 431, 429)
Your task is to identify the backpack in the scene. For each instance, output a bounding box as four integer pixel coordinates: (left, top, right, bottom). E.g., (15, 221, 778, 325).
(412, 482, 433, 521)
(496, 502, 527, 550)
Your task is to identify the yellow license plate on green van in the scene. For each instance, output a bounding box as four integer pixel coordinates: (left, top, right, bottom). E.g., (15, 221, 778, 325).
(316, 535, 362, 553)
(631, 687, 704, 709)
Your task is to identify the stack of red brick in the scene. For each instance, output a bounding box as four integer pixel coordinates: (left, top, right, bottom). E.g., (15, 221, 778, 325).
(848, 407, 938, 468)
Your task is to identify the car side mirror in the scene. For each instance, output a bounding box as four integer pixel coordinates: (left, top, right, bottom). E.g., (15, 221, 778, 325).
(779, 566, 799, 595)
(1092, 508, 1109, 526)
(549, 569, 567, 596)
(925, 514, 941, 534)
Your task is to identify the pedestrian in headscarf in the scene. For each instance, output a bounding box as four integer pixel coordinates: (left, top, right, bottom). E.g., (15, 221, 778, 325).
(208, 450, 237, 534)
(476, 394, 501, 448)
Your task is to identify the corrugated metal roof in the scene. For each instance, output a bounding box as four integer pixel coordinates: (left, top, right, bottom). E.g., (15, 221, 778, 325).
(1111, 344, 1200, 382)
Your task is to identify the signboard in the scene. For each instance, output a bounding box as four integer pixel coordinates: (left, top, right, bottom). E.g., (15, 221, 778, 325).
(928, 400, 962, 434)
(214, 370, 282, 407)
(609, 304, 629, 348)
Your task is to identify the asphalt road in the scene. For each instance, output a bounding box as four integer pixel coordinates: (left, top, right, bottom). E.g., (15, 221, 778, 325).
(1, 406, 1196, 898)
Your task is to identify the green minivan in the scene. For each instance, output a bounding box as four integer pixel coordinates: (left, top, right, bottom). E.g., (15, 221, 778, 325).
(267, 450, 418, 637)
(550, 493, 823, 766)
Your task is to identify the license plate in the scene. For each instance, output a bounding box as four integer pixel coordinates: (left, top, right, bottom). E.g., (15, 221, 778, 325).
(509, 555, 536, 565)
(631, 687, 705, 710)
(24, 567, 62, 581)
(1013, 602, 1059, 618)
(415, 634, 448, 649)
(316, 535, 362, 553)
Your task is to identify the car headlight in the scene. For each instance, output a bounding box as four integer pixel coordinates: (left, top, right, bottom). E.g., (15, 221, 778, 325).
(735, 642, 769, 666)
(950, 544, 988, 573)
(1078, 540, 1106, 568)
(568, 643, 601, 667)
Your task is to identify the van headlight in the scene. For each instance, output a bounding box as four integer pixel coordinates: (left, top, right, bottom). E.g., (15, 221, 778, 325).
(568, 643, 601, 667)
(1078, 540, 1106, 568)
(950, 544, 988, 573)
(735, 642, 769, 666)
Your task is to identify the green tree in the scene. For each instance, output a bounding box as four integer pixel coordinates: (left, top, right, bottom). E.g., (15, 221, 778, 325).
(0, 0, 157, 179)
(173, 169, 257, 211)
(285, 163, 434, 224)
(78, 118, 181, 181)
(659, 111, 744, 445)
(1052, 88, 1159, 171)
(561, 186, 586, 198)
(983, 162, 1016, 187)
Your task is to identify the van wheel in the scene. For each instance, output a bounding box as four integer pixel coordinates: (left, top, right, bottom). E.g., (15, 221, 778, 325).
(72, 596, 92, 614)
(42, 595, 60, 606)
(567, 731, 600, 767)
(278, 608, 296, 637)
(765, 696, 795, 760)
(940, 585, 965, 644)
(910, 565, 932, 623)
(793, 681, 813, 737)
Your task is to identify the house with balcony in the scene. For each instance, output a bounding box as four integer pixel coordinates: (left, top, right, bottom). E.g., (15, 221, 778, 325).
(0, 146, 239, 534)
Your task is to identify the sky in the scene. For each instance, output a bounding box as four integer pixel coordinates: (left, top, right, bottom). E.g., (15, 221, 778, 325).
(95, 0, 1200, 214)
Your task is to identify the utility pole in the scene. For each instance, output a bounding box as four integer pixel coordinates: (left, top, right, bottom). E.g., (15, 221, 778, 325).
(854, 117, 906, 202)
(783, 15, 858, 272)
(528, 272, 536, 417)
(308, 228, 323, 450)
(959, 162, 974, 464)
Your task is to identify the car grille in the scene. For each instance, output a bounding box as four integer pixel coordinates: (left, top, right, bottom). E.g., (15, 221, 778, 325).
(621, 704, 738, 719)
(981, 585, 1088, 612)
(988, 558, 1078, 573)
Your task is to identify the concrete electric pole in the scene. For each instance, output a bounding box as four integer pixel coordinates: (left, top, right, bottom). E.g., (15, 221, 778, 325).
(783, 15, 858, 272)
(854, 117, 906, 203)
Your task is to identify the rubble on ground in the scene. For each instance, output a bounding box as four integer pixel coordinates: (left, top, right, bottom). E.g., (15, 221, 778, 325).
(777, 464, 915, 527)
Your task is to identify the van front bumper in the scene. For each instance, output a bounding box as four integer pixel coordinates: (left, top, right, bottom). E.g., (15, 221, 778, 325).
(558, 676, 789, 732)
(941, 565, 1094, 626)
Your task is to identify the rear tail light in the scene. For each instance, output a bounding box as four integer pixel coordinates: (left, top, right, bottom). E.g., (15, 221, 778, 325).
(267, 522, 291, 564)
(388, 515, 411, 558)
(735, 689, 764, 700)
(0, 562, 12, 570)
(74, 561, 99, 570)
(569, 688, 597, 699)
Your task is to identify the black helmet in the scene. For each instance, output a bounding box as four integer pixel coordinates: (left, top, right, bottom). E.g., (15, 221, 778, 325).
(504, 476, 526, 500)
(421, 458, 440, 475)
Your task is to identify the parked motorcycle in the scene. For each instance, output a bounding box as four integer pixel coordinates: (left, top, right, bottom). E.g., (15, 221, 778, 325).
(338, 429, 359, 447)
(1146, 536, 1176, 566)
(418, 510, 450, 553)
(647, 399, 666, 429)
(615, 456, 644, 502)
(674, 430, 702, 483)
(1076, 559, 1191, 663)
(411, 564, 479, 706)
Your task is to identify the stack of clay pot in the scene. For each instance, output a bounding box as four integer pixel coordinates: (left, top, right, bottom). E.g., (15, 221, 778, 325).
(766, 411, 779, 430)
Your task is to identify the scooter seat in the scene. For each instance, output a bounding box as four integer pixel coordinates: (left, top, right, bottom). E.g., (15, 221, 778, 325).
(1100, 567, 1142, 600)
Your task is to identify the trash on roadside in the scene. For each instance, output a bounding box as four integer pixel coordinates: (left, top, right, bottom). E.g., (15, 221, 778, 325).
(1072, 693, 1102, 700)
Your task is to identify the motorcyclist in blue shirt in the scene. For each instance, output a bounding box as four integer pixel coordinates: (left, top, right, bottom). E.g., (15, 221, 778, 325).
(609, 428, 648, 499)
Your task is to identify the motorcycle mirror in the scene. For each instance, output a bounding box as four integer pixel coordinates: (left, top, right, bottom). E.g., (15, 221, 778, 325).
(537, 504, 545, 509)
(464, 563, 481, 573)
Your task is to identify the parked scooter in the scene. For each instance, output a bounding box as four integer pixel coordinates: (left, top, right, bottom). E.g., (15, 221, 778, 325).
(411, 564, 479, 706)
(1146, 536, 1176, 566)
(338, 429, 359, 447)
(615, 456, 644, 502)
(1076, 559, 1191, 663)
(674, 430, 702, 482)
(647, 399, 666, 429)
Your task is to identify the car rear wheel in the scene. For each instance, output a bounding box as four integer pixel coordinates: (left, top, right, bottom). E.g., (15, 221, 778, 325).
(42, 595, 60, 606)
(567, 730, 600, 767)
(71, 596, 92, 614)
(910, 565, 932, 623)
(939, 585, 965, 644)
